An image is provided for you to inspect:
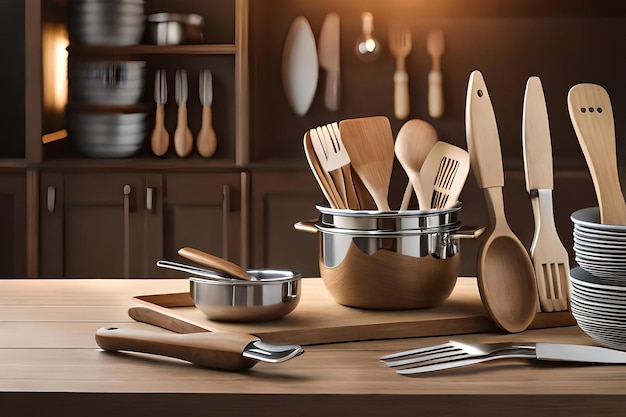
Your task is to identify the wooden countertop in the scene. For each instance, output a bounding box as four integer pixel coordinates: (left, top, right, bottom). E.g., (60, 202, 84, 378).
(2, 278, 626, 416)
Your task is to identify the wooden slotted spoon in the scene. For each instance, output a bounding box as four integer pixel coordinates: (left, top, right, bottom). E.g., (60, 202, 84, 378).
(339, 116, 394, 211)
(394, 119, 439, 210)
(418, 141, 470, 210)
(567, 83, 626, 225)
(523, 76, 570, 312)
(465, 70, 537, 333)
(303, 130, 343, 209)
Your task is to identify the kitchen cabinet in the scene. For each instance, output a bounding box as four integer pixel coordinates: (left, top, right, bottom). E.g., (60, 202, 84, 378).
(250, 171, 322, 277)
(0, 173, 26, 277)
(39, 171, 242, 278)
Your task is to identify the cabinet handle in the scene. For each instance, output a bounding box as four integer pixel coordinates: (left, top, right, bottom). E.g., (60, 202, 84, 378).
(47, 186, 56, 213)
(123, 184, 132, 279)
(146, 187, 155, 212)
(222, 184, 231, 260)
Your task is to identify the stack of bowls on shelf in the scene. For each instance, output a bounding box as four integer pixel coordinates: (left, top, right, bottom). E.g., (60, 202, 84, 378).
(68, 0, 145, 46)
(295, 203, 482, 310)
(68, 60, 148, 158)
(570, 206, 626, 350)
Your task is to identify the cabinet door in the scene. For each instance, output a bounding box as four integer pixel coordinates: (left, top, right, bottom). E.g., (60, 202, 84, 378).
(0, 173, 26, 277)
(40, 172, 146, 278)
(148, 172, 242, 278)
(250, 171, 322, 277)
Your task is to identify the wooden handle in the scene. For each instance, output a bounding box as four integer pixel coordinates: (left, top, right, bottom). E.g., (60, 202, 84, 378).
(465, 70, 504, 189)
(324, 70, 341, 111)
(293, 219, 319, 234)
(174, 105, 193, 158)
(95, 327, 259, 371)
(522, 76, 554, 191)
(197, 106, 217, 158)
(428, 71, 444, 119)
(177, 247, 252, 280)
(393, 70, 409, 119)
(151, 104, 169, 156)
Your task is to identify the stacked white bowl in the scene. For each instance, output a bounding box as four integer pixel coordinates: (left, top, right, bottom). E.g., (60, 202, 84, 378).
(68, 0, 145, 46)
(570, 207, 626, 350)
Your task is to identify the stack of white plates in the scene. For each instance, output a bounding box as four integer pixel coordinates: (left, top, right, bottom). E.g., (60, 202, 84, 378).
(69, 0, 145, 46)
(571, 207, 626, 285)
(570, 266, 626, 350)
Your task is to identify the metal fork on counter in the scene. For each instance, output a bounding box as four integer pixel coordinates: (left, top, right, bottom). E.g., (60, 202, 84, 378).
(381, 340, 626, 375)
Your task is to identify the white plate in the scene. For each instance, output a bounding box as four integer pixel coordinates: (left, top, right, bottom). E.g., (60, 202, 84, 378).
(281, 16, 318, 116)
(570, 266, 626, 290)
(571, 207, 626, 232)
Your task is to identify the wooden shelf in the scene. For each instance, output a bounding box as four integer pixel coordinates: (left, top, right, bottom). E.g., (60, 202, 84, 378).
(68, 44, 237, 57)
(33, 156, 242, 172)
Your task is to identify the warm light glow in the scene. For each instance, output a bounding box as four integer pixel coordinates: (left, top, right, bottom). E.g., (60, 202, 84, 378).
(42, 24, 68, 113)
(364, 38, 377, 53)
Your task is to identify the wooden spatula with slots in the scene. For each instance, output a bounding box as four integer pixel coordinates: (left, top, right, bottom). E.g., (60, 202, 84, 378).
(568, 83, 626, 225)
(339, 116, 395, 211)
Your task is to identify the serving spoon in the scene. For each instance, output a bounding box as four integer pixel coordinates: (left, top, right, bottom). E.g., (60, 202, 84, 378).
(465, 70, 537, 333)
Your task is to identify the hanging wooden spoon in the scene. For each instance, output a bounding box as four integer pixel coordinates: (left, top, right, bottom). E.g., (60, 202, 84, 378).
(465, 70, 537, 333)
(339, 116, 394, 211)
(178, 247, 252, 281)
(394, 119, 439, 210)
(567, 83, 626, 225)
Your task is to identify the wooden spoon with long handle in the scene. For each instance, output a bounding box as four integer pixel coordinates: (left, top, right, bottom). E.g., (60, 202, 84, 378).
(339, 116, 394, 211)
(523, 76, 570, 312)
(178, 247, 252, 281)
(465, 70, 537, 333)
(567, 83, 626, 225)
(394, 119, 439, 210)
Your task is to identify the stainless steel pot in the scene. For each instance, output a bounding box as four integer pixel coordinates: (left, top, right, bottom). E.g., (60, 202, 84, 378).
(295, 205, 483, 310)
(190, 269, 301, 322)
(145, 13, 204, 45)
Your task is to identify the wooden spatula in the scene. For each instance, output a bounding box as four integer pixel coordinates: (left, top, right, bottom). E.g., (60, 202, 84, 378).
(523, 76, 570, 312)
(303, 131, 344, 208)
(567, 83, 626, 225)
(339, 116, 394, 211)
(419, 141, 470, 209)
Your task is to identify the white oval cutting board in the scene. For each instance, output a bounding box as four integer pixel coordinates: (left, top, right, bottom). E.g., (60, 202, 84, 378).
(282, 16, 318, 116)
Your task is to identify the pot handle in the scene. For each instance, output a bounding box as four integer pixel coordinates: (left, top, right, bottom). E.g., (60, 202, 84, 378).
(451, 225, 485, 239)
(294, 218, 318, 234)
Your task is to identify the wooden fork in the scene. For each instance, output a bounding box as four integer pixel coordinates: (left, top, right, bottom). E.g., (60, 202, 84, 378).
(389, 28, 412, 120)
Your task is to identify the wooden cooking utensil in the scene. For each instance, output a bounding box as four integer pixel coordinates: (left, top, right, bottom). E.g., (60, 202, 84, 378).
(465, 70, 538, 333)
(178, 247, 252, 281)
(567, 83, 626, 225)
(174, 69, 193, 157)
(523, 76, 570, 312)
(395, 120, 439, 210)
(196, 69, 217, 158)
(419, 141, 470, 210)
(395, 119, 439, 211)
(304, 130, 344, 209)
(426, 29, 445, 119)
(339, 116, 394, 211)
(150, 69, 169, 156)
(388, 28, 412, 120)
(311, 123, 360, 209)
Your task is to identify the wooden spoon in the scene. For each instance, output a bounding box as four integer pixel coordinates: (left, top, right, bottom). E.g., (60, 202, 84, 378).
(465, 70, 537, 333)
(394, 119, 439, 210)
(339, 116, 394, 211)
(567, 83, 626, 225)
(178, 247, 252, 281)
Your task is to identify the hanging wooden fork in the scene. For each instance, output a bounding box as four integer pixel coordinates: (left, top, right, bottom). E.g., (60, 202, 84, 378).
(389, 28, 412, 119)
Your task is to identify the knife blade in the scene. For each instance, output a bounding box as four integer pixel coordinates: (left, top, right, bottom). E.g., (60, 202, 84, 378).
(318, 12, 341, 111)
(522, 76, 553, 192)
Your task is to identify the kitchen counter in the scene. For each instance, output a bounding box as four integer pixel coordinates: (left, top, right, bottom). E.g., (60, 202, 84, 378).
(1, 278, 626, 416)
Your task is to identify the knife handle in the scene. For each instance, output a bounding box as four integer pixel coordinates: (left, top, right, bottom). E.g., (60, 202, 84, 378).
(394, 70, 409, 119)
(95, 327, 259, 371)
(428, 70, 443, 119)
(324, 70, 341, 111)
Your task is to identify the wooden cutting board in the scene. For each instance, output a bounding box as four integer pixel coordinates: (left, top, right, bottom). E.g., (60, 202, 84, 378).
(131, 277, 576, 345)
